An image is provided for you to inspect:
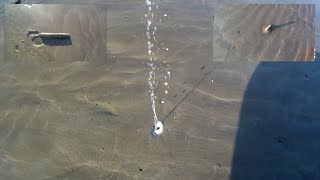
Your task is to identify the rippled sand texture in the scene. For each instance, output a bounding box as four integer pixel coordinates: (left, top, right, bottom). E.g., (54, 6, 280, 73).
(2, 1, 320, 180)
(0, 0, 234, 179)
(5, 4, 106, 62)
(214, 4, 315, 61)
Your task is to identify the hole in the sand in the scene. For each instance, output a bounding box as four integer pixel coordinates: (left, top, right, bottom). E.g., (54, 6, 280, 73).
(15, 45, 20, 52)
(31, 36, 72, 46)
(14, 0, 22, 4)
(139, 168, 143, 171)
(31, 36, 43, 46)
(40, 36, 72, 46)
(27, 29, 72, 46)
(153, 121, 163, 135)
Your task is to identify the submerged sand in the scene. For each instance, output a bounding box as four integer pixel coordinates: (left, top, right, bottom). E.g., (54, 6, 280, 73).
(214, 4, 315, 61)
(5, 4, 106, 62)
(0, 1, 219, 179)
(0, 0, 319, 179)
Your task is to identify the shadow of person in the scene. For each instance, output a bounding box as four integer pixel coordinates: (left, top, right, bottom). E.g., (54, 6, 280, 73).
(231, 61, 320, 180)
(316, 51, 320, 61)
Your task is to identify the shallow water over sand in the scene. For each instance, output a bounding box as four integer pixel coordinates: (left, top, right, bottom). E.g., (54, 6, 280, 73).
(214, 4, 315, 61)
(0, 0, 320, 179)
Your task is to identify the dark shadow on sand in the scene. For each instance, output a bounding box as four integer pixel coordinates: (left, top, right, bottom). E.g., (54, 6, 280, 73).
(271, 21, 295, 32)
(230, 61, 320, 180)
(316, 51, 320, 61)
(41, 36, 72, 46)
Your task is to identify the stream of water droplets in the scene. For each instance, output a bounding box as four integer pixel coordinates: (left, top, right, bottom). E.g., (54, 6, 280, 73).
(145, 0, 160, 133)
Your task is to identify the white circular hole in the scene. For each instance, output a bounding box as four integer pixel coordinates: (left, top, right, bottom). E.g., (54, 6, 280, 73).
(153, 121, 163, 135)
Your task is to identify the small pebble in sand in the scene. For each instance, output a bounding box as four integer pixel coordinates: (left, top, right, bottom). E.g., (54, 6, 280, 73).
(165, 90, 168, 94)
(164, 82, 168, 86)
(164, 14, 167, 17)
(161, 100, 164, 104)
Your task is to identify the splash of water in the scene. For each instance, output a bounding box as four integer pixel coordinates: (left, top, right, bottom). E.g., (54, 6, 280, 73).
(145, 0, 159, 129)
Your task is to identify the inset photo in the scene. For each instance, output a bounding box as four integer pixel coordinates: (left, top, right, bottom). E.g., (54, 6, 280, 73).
(5, 4, 106, 62)
(213, 4, 315, 61)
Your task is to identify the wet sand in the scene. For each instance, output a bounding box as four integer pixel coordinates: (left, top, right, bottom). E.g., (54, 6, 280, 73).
(0, 1, 219, 179)
(5, 4, 106, 62)
(214, 4, 315, 61)
(0, 0, 319, 179)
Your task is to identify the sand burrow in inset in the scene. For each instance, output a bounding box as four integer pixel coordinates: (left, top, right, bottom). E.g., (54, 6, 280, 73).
(5, 4, 106, 62)
(213, 4, 315, 61)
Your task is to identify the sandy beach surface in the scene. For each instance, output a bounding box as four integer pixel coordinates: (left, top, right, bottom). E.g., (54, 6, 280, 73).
(5, 4, 106, 62)
(214, 4, 315, 61)
(0, 0, 319, 180)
